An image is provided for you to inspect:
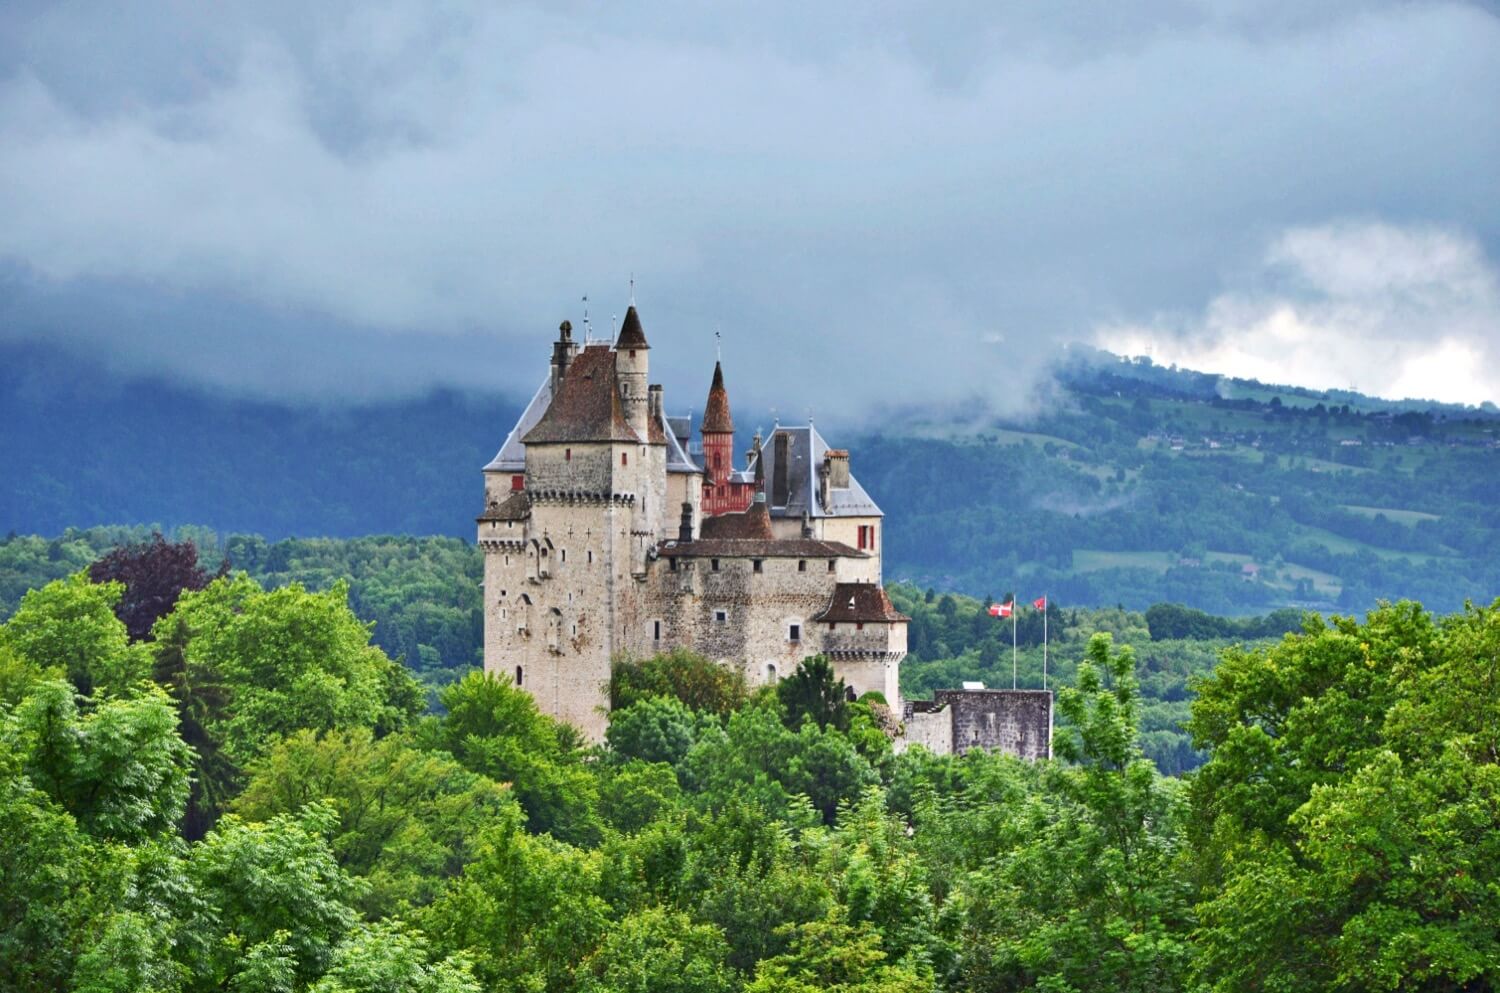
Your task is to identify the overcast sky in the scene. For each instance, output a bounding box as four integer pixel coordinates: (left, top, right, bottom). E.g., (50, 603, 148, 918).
(1, 1, 1497, 420)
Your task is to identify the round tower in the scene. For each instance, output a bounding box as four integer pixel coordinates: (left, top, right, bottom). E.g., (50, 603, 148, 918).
(614, 306, 651, 440)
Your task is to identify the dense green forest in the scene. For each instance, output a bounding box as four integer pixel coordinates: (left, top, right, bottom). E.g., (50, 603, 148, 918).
(6, 342, 1499, 616)
(1, 529, 1307, 773)
(3, 540, 1496, 991)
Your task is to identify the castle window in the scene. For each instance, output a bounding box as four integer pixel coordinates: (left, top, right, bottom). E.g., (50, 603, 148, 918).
(565, 448, 571, 461)
(561, 549, 567, 563)
(512, 475, 524, 491)
(856, 622, 864, 631)
(715, 609, 727, 624)
(621, 452, 628, 466)
(669, 558, 678, 572)
(515, 666, 524, 687)
(587, 550, 593, 564)
(788, 623, 802, 643)
(798, 560, 806, 573)
(629, 349, 637, 358)
(711, 558, 720, 571)
(753, 559, 763, 573)
(767, 663, 778, 683)
(828, 559, 836, 572)
(827, 622, 835, 631)
(653, 620, 662, 641)
(846, 686, 858, 703)
(714, 453, 722, 470)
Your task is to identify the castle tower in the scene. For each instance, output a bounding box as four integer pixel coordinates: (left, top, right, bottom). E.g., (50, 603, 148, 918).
(700, 361, 753, 516)
(615, 306, 651, 440)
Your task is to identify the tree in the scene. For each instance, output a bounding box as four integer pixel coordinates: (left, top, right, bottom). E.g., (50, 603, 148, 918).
(159, 574, 423, 768)
(88, 533, 220, 643)
(5, 678, 193, 842)
(233, 728, 515, 917)
(1, 572, 149, 695)
(575, 906, 738, 993)
(611, 648, 748, 716)
(777, 655, 849, 732)
(432, 671, 601, 845)
(309, 921, 479, 993)
(186, 804, 360, 990)
(605, 695, 699, 766)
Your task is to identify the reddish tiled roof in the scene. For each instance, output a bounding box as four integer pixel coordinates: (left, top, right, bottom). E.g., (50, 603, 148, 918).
(523, 346, 642, 444)
(657, 537, 865, 559)
(616, 306, 649, 349)
(699, 501, 775, 540)
(701, 361, 734, 434)
(478, 491, 531, 522)
(813, 583, 910, 623)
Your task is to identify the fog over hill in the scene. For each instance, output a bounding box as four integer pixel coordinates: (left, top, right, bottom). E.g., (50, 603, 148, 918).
(5, 340, 1498, 616)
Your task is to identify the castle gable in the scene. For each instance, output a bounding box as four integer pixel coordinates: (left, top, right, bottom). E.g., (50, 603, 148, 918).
(523, 346, 642, 445)
(484, 376, 552, 472)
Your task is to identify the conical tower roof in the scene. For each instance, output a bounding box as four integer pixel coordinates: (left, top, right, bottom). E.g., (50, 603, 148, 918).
(616, 306, 649, 349)
(702, 361, 734, 434)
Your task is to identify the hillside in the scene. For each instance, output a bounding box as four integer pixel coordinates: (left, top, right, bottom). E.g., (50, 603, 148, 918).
(4, 341, 1499, 614)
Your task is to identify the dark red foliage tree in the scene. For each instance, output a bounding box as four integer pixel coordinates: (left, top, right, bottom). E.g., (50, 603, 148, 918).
(88, 533, 225, 642)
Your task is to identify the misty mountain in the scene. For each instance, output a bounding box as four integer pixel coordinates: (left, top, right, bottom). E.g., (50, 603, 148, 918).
(4, 341, 1500, 615)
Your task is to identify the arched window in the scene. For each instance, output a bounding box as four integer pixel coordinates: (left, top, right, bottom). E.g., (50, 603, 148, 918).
(515, 665, 524, 686)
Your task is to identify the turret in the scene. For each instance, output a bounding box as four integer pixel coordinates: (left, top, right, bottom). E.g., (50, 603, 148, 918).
(701, 361, 735, 486)
(615, 306, 651, 440)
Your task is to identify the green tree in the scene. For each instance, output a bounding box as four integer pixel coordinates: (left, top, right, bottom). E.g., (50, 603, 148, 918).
(5, 678, 193, 842)
(431, 671, 601, 845)
(777, 655, 850, 732)
(160, 574, 423, 768)
(605, 694, 699, 766)
(575, 906, 738, 993)
(233, 728, 515, 917)
(611, 648, 748, 716)
(1, 572, 149, 695)
(309, 921, 479, 993)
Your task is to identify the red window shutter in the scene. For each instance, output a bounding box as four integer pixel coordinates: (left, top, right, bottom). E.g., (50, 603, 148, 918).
(511, 475, 524, 491)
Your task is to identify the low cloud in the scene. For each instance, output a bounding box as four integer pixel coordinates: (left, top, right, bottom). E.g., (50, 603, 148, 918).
(0, 2, 1497, 417)
(1104, 222, 1500, 406)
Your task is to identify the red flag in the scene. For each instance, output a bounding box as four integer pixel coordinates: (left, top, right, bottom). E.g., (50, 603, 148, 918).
(989, 601, 1013, 618)
(1033, 596, 1047, 610)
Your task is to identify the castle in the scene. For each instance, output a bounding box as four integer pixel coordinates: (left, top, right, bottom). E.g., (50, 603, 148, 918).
(477, 305, 1050, 757)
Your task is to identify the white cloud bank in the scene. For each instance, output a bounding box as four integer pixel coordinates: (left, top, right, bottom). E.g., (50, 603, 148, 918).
(1103, 222, 1500, 406)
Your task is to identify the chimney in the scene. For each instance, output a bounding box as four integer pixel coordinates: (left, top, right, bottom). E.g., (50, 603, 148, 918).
(772, 432, 790, 507)
(678, 502, 694, 542)
(825, 449, 850, 489)
(550, 320, 576, 393)
(648, 384, 664, 427)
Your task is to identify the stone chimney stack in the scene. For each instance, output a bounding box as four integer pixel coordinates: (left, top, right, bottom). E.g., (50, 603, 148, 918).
(678, 502, 694, 542)
(550, 320, 577, 393)
(825, 449, 850, 489)
(647, 384, 664, 428)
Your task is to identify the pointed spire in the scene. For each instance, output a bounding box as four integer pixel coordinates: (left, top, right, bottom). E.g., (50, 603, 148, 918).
(616, 305, 649, 349)
(702, 360, 734, 434)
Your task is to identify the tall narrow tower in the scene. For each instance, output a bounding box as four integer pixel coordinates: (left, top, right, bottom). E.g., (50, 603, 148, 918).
(700, 361, 745, 515)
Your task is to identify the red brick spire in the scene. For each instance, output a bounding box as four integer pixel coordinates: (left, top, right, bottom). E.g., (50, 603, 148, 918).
(702, 361, 734, 434)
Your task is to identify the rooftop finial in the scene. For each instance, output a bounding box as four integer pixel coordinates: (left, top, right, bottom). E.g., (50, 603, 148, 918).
(582, 295, 591, 344)
(715, 327, 722, 363)
(629, 273, 635, 306)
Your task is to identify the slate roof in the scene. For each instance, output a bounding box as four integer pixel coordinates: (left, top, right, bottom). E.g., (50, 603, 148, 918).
(616, 306, 649, 349)
(699, 501, 775, 540)
(483, 376, 553, 472)
(657, 537, 866, 559)
(753, 424, 883, 519)
(523, 346, 642, 445)
(813, 582, 909, 623)
(702, 361, 734, 434)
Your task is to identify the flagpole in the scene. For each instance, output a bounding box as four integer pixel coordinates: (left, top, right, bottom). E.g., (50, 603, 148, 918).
(1011, 599, 1017, 690)
(1042, 595, 1048, 691)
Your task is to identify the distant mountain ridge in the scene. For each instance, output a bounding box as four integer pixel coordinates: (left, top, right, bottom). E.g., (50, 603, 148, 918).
(4, 340, 1499, 615)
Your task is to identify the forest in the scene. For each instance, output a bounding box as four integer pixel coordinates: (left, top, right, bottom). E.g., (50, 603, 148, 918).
(1, 529, 1306, 774)
(1, 534, 1496, 992)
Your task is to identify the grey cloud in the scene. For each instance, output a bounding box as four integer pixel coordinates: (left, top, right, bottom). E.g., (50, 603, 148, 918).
(0, 1, 1496, 421)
